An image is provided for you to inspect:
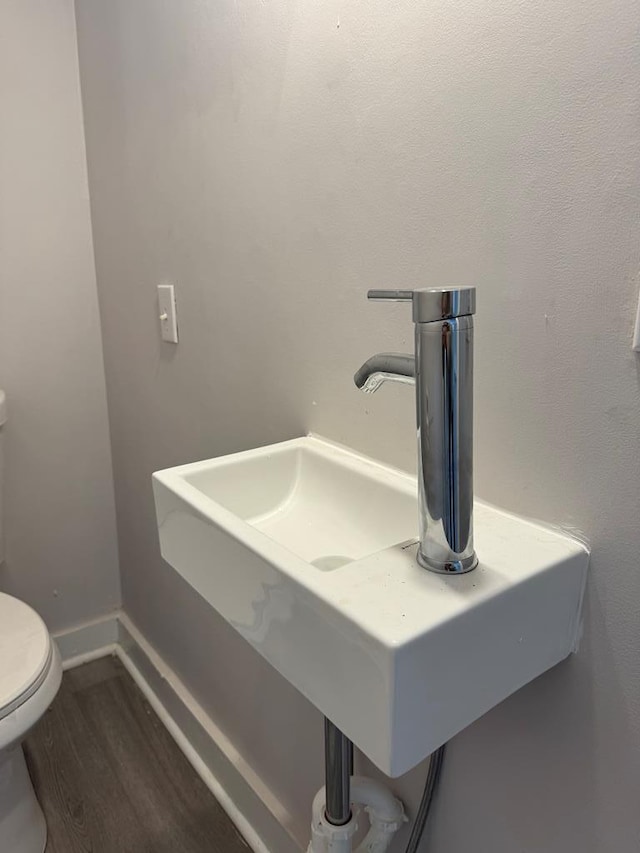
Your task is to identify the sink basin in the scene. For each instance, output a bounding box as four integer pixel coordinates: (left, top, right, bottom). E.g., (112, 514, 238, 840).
(153, 435, 589, 777)
(179, 438, 417, 570)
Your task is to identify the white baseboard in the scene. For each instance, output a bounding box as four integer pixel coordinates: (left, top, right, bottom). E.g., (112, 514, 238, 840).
(53, 611, 119, 669)
(54, 611, 304, 853)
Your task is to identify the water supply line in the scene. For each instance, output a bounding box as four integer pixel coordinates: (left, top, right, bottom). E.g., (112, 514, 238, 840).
(404, 745, 445, 853)
(308, 719, 445, 853)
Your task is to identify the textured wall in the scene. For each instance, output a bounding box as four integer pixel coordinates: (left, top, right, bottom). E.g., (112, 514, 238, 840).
(75, 0, 640, 849)
(0, 0, 120, 632)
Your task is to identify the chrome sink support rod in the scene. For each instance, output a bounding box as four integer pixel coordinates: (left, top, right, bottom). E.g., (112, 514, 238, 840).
(324, 717, 353, 825)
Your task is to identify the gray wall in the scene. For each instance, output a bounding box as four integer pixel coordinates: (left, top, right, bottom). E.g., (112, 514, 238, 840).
(0, 0, 120, 633)
(75, 0, 640, 850)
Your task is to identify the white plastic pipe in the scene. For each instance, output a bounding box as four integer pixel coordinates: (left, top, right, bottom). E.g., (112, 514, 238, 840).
(308, 776, 406, 853)
(351, 777, 407, 853)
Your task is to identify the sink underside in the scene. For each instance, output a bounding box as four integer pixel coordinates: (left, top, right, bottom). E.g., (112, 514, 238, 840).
(153, 435, 589, 777)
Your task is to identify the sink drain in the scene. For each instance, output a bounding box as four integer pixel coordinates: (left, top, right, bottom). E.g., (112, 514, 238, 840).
(310, 555, 353, 571)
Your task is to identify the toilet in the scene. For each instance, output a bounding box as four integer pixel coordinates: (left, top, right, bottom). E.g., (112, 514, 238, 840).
(0, 391, 62, 853)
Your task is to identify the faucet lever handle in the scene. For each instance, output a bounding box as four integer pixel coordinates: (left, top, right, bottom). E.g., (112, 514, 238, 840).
(367, 290, 413, 301)
(367, 286, 476, 323)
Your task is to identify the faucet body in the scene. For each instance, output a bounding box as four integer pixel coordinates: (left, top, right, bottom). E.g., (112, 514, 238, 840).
(355, 287, 477, 574)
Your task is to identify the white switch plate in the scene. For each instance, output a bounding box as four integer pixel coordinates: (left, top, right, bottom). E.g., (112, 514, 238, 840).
(158, 284, 178, 344)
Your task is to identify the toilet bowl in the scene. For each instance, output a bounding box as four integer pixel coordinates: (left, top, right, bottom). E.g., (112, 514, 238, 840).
(0, 594, 62, 853)
(0, 392, 63, 850)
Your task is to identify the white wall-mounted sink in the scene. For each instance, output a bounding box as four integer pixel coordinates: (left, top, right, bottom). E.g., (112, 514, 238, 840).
(153, 436, 588, 777)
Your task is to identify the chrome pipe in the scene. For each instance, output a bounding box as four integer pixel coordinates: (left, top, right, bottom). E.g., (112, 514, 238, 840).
(324, 718, 353, 826)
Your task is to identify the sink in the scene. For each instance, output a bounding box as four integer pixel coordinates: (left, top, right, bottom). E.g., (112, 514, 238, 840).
(153, 435, 589, 777)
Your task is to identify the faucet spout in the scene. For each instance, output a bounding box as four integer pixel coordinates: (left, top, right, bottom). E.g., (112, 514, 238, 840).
(354, 353, 415, 394)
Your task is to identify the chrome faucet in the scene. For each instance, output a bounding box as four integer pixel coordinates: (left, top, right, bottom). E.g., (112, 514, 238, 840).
(354, 287, 478, 574)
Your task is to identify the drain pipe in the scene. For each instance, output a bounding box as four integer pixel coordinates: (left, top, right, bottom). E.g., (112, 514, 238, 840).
(325, 718, 353, 827)
(308, 719, 407, 853)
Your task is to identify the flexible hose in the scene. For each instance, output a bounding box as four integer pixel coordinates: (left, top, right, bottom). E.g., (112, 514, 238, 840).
(404, 745, 446, 853)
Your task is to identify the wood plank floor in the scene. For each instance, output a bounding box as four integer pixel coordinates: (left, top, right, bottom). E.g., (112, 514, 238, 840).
(24, 656, 250, 853)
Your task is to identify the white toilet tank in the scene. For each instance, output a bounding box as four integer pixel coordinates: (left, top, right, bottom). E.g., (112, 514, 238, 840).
(0, 390, 6, 564)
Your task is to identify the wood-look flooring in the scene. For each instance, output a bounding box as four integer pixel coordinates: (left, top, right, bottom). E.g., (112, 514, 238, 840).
(24, 656, 250, 853)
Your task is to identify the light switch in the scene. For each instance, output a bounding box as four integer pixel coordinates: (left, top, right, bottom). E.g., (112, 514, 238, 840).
(158, 284, 178, 344)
